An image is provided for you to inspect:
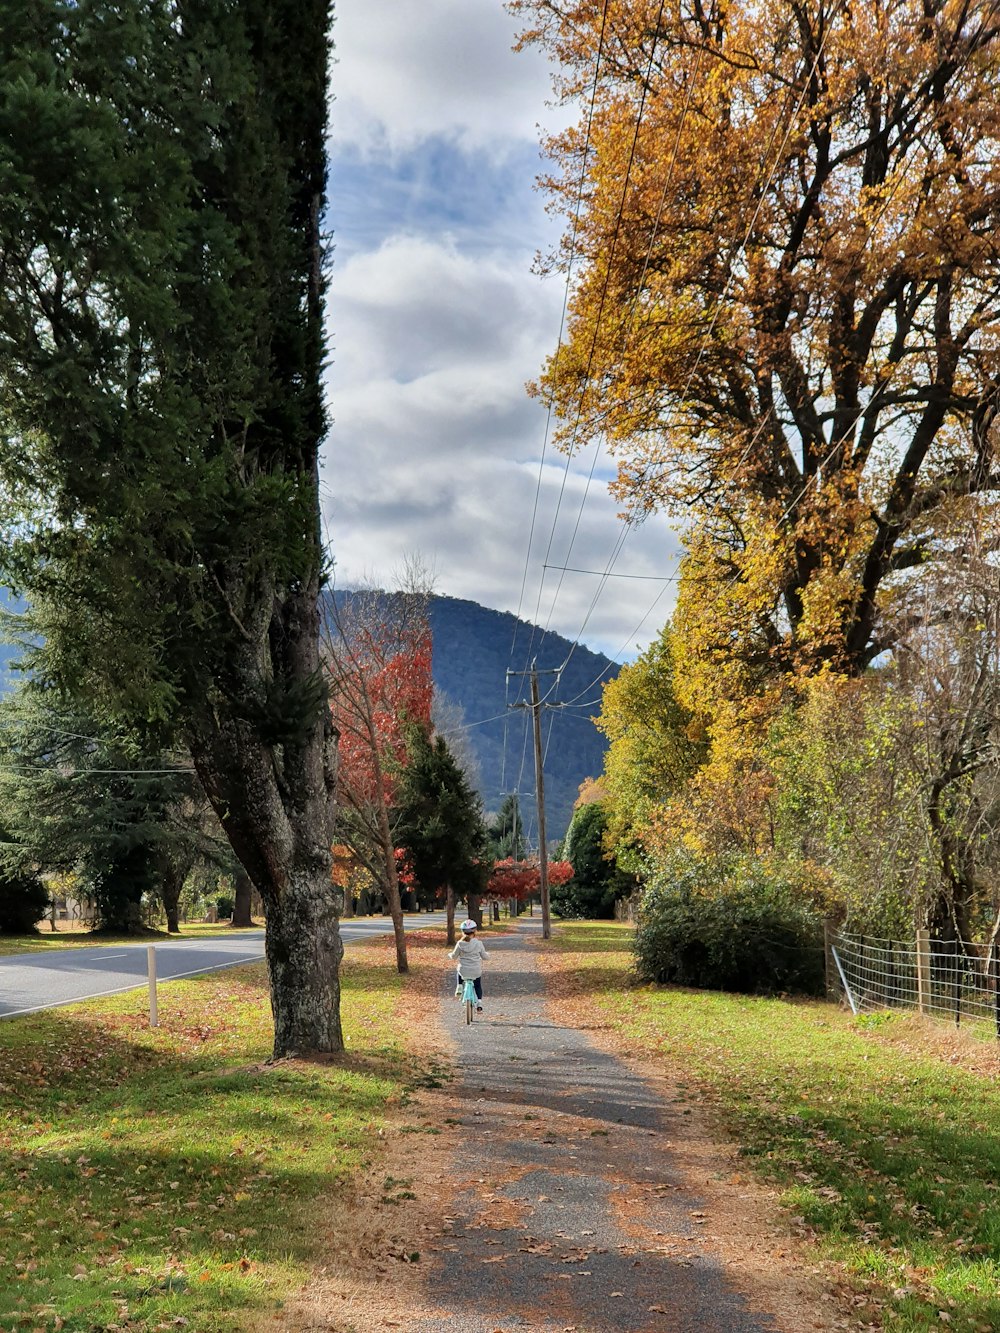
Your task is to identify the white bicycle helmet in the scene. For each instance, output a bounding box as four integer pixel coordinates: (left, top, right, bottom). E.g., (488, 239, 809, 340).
(460, 919, 478, 933)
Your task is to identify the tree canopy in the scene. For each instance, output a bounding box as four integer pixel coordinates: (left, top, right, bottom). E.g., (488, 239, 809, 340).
(514, 0, 1000, 676)
(0, 0, 339, 1055)
(0, 682, 229, 934)
(394, 727, 489, 918)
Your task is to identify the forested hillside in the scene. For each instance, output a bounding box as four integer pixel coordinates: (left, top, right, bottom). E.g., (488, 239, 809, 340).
(428, 595, 617, 841)
(329, 591, 617, 842)
(0, 587, 612, 842)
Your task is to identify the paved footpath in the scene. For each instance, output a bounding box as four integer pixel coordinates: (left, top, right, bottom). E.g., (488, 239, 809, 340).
(406, 920, 781, 1333)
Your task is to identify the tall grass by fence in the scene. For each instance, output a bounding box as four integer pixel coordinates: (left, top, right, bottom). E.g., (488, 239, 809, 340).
(830, 928, 1000, 1038)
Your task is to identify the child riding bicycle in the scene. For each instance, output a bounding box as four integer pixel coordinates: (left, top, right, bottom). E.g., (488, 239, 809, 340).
(449, 919, 489, 1011)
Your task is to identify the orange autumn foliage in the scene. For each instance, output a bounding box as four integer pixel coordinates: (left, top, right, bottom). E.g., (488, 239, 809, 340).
(513, 0, 1000, 678)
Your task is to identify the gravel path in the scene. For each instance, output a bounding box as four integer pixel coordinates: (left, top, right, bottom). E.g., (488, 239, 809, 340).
(406, 920, 781, 1333)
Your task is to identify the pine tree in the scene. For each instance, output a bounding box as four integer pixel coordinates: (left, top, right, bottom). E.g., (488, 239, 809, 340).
(0, 1, 339, 1054)
(487, 794, 526, 863)
(395, 728, 489, 938)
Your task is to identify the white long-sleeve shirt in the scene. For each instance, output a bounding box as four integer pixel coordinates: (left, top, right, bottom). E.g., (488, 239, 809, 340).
(448, 936, 489, 980)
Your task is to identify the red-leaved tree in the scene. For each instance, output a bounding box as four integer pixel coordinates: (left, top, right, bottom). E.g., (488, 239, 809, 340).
(324, 589, 433, 972)
(486, 858, 574, 906)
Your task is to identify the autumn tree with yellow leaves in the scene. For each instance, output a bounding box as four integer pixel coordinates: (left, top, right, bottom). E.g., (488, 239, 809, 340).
(514, 0, 1000, 680)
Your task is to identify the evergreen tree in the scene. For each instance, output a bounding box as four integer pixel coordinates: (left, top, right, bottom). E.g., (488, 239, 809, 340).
(395, 728, 488, 933)
(0, 861, 48, 936)
(487, 794, 526, 863)
(0, 684, 229, 933)
(554, 802, 630, 920)
(0, 1, 339, 1053)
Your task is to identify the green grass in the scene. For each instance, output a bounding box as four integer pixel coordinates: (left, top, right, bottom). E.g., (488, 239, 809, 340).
(548, 920, 1000, 1333)
(0, 951, 447, 1333)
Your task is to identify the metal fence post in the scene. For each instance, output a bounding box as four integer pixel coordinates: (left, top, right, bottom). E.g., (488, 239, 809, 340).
(916, 929, 931, 1016)
(824, 920, 837, 1001)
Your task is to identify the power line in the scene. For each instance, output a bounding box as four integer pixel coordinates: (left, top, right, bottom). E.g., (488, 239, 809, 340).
(0, 765, 195, 777)
(534, 12, 700, 668)
(526, 0, 672, 679)
(508, 0, 613, 685)
(543, 564, 679, 582)
(434, 710, 509, 738)
(534, 1, 853, 679)
(502, 0, 614, 794)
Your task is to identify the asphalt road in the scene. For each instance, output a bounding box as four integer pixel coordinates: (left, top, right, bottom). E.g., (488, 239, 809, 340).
(0, 912, 446, 1019)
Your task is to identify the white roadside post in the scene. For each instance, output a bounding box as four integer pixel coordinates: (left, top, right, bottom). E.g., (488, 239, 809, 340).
(147, 945, 158, 1028)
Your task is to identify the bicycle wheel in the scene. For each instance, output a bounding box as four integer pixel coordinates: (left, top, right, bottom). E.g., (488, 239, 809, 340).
(465, 995, 474, 1025)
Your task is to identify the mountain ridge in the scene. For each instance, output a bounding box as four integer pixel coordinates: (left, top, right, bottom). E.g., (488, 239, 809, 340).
(0, 587, 617, 843)
(426, 593, 617, 841)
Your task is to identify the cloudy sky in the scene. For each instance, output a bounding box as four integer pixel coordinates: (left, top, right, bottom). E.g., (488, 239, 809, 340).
(322, 0, 684, 662)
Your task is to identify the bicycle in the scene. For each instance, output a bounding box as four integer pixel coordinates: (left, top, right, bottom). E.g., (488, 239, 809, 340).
(460, 975, 478, 1025)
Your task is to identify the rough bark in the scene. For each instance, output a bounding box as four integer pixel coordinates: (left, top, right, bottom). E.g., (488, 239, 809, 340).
(231, 870, 254, 928)
(262, 869, 343, 1056)
(190, 576, 342, 1057)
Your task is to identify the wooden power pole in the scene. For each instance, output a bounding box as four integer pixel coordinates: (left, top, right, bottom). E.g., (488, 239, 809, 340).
(508, 660, 561, 940)
(530, 667, 550, 939)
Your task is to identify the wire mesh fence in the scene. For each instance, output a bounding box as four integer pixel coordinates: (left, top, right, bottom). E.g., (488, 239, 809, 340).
(831, 930, 1000, 1038)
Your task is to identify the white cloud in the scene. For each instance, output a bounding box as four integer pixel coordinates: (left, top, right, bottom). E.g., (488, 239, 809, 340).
(330, 0, 561, 155)
(323, 235, 683, 659)
(321, 4, 685, 661)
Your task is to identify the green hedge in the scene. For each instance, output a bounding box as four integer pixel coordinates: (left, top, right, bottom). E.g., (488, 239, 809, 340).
(0, 870, 49, 934)
(634, 855, 825, 995)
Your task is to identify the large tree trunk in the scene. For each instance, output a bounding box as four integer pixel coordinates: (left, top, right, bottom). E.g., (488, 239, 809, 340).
(191, 581, 343, 1058)
(263, 870, 343, 1056)
(159, 855, 187, 935)
(163, 886, 181, 935)
(231, 869, 254, 927)
(193, 723, 342, 1057)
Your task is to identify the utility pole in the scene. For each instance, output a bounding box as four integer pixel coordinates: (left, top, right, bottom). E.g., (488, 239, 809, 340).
(508, 660, 562, 940)
(530, 668, 550, 939)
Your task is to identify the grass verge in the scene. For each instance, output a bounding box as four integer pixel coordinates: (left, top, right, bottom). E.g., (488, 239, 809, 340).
(544, 919, 1000, 1333)
(0, 938, 450, 1333)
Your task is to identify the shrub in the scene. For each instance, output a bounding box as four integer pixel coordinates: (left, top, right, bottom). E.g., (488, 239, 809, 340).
(634, 853, 825, 995)
(0, 870, 50, 934)
(555, 801, 631, 919)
